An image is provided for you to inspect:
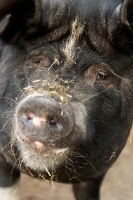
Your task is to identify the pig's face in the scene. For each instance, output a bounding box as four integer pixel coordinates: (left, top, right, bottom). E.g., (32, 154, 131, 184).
(0, 0, 133, 183)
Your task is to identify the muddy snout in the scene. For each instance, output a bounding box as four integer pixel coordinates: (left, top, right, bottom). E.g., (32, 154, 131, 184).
(15, 96, 74, 145)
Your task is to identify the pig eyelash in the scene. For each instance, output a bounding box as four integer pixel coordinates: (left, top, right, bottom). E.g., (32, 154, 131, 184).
(84, 65, 113, 86)
(110, 71, 130, 84)
(96, 70, 110, 81)
(99, 64, 130, 84)
(85, 64, 130, 88)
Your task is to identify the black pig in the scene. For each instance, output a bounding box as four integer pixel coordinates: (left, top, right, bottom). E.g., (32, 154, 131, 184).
(0, 0, 133, 199)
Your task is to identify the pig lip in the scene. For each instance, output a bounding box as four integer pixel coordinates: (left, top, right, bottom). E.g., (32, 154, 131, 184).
(19, 134, 53, 151)
(19, 133, 48, 144)
(19, 133, 61, 149)
(18, 133, 69, 156)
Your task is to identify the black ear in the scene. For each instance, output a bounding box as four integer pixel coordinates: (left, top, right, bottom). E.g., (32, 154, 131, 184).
(109, 0, 133, 52)
(0, 0, 41, 43)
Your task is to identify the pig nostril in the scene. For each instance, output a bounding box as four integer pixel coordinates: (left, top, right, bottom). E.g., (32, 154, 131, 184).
(49, 116, 58, 127)
(19, 111, 36, 126)
(26, 112, 35, 121)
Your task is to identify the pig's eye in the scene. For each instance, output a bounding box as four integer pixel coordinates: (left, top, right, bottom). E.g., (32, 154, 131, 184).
(85, 65, 113, 87)
(97, 69, 110, 81)
(27, 51, 51, 68)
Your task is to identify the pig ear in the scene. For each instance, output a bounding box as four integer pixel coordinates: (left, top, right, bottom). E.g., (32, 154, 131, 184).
(109, 0, 133, 51)
(0, 0, 41, 44)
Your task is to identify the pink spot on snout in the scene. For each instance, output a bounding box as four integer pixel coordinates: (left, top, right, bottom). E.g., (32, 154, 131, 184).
(33, 117, 47, 127)
(25, 112, 46, 127)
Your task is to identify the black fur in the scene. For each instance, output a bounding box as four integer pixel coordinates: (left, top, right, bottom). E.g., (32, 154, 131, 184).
(0, 0, 133, 199)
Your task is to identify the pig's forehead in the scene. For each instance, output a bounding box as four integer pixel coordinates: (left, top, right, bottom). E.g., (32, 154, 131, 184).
(37, 0, 119, 42)
(40, 0, 118, 21)
(24, 0, 127, 72)
(40, 0, 97, 25)
(40, 0, 81, 27)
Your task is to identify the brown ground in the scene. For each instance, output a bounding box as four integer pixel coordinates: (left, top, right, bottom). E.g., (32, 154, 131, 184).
(20, 133, 133, 200)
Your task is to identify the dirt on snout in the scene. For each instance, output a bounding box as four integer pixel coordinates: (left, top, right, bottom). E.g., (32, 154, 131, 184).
(20, 133, 133, 200)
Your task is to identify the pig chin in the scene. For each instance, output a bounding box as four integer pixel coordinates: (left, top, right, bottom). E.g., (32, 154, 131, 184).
(15, 135, 69, 173)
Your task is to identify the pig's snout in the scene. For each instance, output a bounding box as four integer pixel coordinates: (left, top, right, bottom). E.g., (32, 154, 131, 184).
(18, 97, 64, 129)
(15, 96, 74, 145)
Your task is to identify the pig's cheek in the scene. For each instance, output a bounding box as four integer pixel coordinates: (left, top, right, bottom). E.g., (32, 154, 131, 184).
(72, 102, 87, 139)
(0, 181, 20, 200)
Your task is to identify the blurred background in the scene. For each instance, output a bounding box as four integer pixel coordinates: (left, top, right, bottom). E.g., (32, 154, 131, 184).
(20, 128, 133, 200)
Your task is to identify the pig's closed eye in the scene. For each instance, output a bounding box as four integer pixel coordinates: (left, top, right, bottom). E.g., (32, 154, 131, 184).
(85, 65, 113, 88)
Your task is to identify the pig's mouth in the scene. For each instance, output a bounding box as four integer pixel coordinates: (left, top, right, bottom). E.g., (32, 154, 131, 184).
(15, 131, 69, 174)
(19, 133, 69, 154)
